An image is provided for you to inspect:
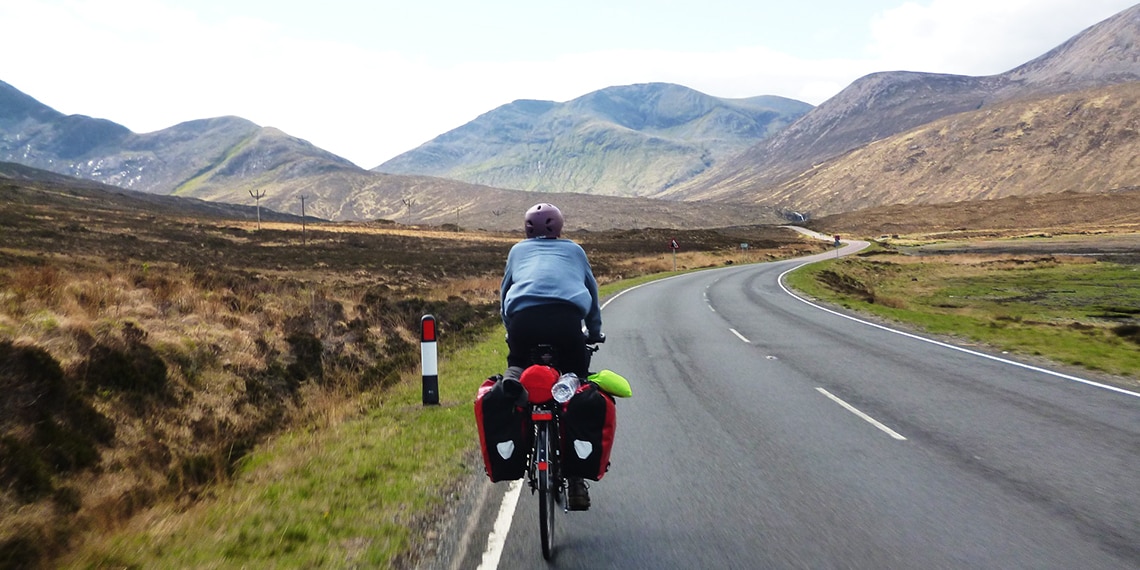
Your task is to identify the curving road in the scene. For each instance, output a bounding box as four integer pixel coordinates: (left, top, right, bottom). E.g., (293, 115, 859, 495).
(454, 237, 1140, 569)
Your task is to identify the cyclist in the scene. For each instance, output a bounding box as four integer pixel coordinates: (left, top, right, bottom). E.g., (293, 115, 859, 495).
(500, 202, 603, 510)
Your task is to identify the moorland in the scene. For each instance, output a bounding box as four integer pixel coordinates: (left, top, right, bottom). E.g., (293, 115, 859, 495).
(0, 172, 825, 568)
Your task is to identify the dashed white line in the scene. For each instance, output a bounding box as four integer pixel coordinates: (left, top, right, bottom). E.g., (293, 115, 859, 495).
(816, 388, 907, 440)
(729, 328, 751, 344)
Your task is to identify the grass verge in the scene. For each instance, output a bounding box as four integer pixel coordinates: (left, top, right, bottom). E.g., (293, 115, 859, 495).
(64, 332, 508, 569)
(784, 252, 1140, 380)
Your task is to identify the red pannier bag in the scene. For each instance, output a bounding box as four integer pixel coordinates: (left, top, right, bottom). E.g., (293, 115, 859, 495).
(474, 376, 531, 481)
(560, 382, 616, 481)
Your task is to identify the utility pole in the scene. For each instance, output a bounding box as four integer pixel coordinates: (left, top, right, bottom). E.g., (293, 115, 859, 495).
(249, 188, 266, 230)
(300, 195, 309, 246)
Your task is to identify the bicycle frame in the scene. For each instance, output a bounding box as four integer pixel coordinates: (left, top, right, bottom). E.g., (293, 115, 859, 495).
(529, 400, 563, 560)
(520, 340, 601, 560)
(529, 403, 567, 502)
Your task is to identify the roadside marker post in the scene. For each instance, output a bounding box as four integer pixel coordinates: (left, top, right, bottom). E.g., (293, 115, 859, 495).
(669, 238, 680, 271)
(421, 314, 439, 405)
(834, 235, 841, 258)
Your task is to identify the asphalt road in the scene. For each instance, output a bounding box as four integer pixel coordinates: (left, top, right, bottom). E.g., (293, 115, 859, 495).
(450, 239, 1140, 569)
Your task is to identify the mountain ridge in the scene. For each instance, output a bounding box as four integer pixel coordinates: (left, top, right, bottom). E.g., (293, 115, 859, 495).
(3, 4, 1140, 227)
(375, 82, 812, 197)
(750, 81, 1140, 217)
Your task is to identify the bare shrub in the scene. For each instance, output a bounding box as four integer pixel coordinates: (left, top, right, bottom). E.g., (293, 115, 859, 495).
(872, 295, 909, 309)
(6, 266, 68, 313)
(1113, 324, 1140, 344)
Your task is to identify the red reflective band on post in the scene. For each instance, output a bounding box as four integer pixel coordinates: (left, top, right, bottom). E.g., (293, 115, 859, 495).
(420, 314, 438, 405)
(532, 411, 553, 421)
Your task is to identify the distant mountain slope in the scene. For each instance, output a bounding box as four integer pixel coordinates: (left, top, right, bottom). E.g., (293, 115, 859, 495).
(374, 83, 812, 197)
(0, 79, 359, 195)
(671, 3, 1140, 204)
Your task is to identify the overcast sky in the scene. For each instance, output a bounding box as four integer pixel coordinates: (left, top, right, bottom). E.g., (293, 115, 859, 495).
(1, 0, 1136, 168)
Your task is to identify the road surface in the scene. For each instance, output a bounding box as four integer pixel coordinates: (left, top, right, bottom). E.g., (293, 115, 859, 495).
(442, 235, 1139, 569)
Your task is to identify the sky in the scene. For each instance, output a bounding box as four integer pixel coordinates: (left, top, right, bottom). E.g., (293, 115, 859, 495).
(1, 0, 1136, 168)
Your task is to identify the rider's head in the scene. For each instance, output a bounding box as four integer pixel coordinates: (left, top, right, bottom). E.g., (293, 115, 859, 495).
(524, 203, 563, 239)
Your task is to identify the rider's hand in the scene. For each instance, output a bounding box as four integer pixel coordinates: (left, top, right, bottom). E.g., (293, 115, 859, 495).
(586, 331, 605, 344)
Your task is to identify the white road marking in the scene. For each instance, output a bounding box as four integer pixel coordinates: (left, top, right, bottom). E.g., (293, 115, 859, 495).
(477, 479, 523, 570)
(816, 388, 907, 440)
(778, 265, 1140, 399)
(729, 328, 751, 344)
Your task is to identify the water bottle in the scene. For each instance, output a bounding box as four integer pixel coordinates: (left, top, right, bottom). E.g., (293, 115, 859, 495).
(551, 373, 580, 403)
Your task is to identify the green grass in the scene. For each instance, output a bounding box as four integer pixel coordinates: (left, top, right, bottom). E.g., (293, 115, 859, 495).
(68, 333, 508, 569)
(785, 256, 1140, 378)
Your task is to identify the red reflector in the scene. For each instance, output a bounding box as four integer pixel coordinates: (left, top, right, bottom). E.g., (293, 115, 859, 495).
(421, 316, 436, 342)
(538, 461, 548, 471)
(532, 412, 553, 421)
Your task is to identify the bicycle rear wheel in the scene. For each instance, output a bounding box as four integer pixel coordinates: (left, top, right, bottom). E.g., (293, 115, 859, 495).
(537, 422, 556, 560)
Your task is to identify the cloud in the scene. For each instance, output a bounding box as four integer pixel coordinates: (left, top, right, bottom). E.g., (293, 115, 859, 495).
(866, 0, 1137, 76)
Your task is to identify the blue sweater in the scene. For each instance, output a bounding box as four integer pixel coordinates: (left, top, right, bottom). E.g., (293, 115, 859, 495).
(501, 237, 602, 335)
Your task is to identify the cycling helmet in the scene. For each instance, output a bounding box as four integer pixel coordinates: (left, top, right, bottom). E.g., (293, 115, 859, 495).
(524, 203, 563, 239)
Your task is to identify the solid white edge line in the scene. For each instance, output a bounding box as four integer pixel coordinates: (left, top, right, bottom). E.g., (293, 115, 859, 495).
(730, 328, 752, 344)
(816, 387, 907, 440)
(477, 479, 523, 570)
(778, 264, 1140, 399)
(600, 272, 689, 311)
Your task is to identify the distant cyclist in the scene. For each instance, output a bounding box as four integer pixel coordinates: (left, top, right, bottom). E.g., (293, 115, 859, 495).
(500, 202, 603, 509)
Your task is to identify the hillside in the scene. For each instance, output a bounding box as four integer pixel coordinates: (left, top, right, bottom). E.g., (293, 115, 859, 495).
(375, 83, 812, 197)
(0, 161, 304, 222)
(749, 82, 1140, 216)
(671, 4, 1140, 206)
(808, 186, 1140, 239)
(185, 167, 787, 230)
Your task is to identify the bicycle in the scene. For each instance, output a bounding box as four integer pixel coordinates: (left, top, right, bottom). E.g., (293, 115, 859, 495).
(522, 338, 603, 560)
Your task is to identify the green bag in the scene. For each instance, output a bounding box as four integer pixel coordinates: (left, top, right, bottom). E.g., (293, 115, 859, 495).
(588, 369, 632, 398)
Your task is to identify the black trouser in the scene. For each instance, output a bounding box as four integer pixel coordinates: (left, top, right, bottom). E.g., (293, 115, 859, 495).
(506, 303, 590, 378)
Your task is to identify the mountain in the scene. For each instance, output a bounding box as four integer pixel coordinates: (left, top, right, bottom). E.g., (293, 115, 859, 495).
(5, 4, 1139, 228)
(0, 80, 787, 228)
(752, 81, 1140, 216)
(374, 83, 812, 197)
(0, 81, 361, 195)
(669, 4, 1140, 207)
